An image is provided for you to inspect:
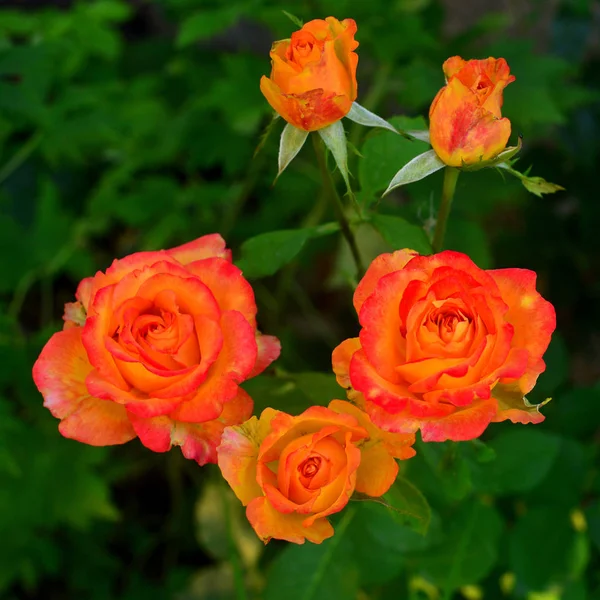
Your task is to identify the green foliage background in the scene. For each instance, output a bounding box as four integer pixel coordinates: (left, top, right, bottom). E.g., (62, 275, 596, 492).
(1, 0, 599, 598)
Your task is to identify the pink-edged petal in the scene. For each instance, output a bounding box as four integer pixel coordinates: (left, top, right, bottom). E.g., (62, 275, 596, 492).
(169, 310, 258, 422)
(167, 234, 232, 265)
(59, 398, 136, 446)
(350, 349, 414, 414)
(186, 257, 257, 326)
(128, 387, 253, 464)
(246, 496, 334, 544)
(250, 334, 281, 377)
(82, 286, 129, 389)
(354, 250, 420, 314)
(85, 370, 185, 418)
(359, 269, 428, 383)
(489, 268, 556, 393)
(419, 397, 498, 442)
(32, 328, 136, 445)
(217, 408, 280, 505)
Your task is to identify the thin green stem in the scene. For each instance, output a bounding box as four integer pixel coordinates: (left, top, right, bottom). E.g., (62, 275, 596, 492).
(0, 132, 43, 185)
(432, 167, 460, 253)
(311, 133, 364, 277)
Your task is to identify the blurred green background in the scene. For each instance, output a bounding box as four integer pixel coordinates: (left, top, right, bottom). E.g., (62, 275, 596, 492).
(1, 0, 599, 598)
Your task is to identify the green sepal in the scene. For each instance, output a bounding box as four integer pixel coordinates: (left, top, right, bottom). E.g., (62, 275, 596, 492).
(383, 149, 445, 195)
(276, 122, 308, 181)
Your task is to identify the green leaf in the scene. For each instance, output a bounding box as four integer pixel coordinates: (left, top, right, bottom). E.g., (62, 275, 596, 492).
(346, 102, 399, 135)
(370, 213, 432, 254)
(317, 120, 350, 191)
(278, 123, 308, 179)
(521, 175, 565, 197)
(412, 440, 473, 502)
(293, 372, 345, 405)
(383, 149, 445, 195)
(348, 503, 442, 586)
(264, 510, 358, 600)
(497, 163, 565, 197)
(473, 428, 561, 494)
(236, 228, 314, 278)
(282, 10, 303, 28)
(380, 476, 431, 535)
(509, 508, 577, 590)
(411, 499, 503, 591)
(358, 116, 430, 196)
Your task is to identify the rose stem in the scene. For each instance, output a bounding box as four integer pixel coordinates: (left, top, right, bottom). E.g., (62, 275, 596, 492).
(311, 132, 365, 278)
(432, 166, 460, 253)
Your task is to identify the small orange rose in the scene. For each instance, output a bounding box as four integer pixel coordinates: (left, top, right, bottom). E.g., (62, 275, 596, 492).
(260, 17, 359, 131)
(32, 235, 280, 464)
(429, 56, 515, 167)
(217, 401, 414, 544)
(332, 250, 556, 442)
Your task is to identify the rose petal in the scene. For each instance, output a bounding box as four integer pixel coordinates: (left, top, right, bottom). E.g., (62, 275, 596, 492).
(353, 249, 419, 314)
(32, 328, 136, 445)
(250, 334, 281, 378)
(489, 268, 556, 393)
(217, 408, 280, 505)
(129, 387, 253, 465)
(167, 234, 232, 264)
(186, 257, 257, 326)
(246, 496, 334, 544)
(168, 310, 257, 422)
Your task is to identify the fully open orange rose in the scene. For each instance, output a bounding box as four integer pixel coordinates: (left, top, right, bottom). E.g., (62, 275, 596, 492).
(217, 401, 414, 544)
(32, 235, 280, 464)
(332, 250, 556, 442)
(260, 17, 358, 131)
(429, 56, 515, 167)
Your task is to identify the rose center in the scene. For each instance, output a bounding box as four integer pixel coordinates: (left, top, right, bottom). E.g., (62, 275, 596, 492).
(299, 456, 321, 479)
(429, 307, 471, 344)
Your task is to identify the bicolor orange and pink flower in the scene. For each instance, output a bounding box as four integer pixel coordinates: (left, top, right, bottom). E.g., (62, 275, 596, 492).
(260, 17, 359, 131)
(32, 234, 280, 464)
(217, 401, 415, 544)
(333, 250, 556, 442)
(429, 56, 515, 167)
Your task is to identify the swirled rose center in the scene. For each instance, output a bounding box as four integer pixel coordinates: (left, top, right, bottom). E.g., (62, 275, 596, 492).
(108, 294, 201, 373)
(288, 31, 322, 67)
(299, 455, 321, 478)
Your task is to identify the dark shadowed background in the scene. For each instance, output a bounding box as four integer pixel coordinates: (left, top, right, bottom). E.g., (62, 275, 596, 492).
(1, 1, 599, 599)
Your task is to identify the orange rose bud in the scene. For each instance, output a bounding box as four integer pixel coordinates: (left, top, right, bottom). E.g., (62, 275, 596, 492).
(429, 56, 516, 167)
(217, 401, 414, 544)
(260, 17, 359, 131)
(332, 250, 556, 442)
(32, 235, 280, 464)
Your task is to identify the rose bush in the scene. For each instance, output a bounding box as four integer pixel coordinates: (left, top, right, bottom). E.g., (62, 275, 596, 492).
(32, 234, 280, 464)
(217, 400, 415, 544)
(429, 56, 515, 167)
(332, 250, 556, 442)
(260, 16, 359, 131)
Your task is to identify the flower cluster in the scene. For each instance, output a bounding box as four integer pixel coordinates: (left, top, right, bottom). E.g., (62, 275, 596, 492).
(32, 16, 558, 547)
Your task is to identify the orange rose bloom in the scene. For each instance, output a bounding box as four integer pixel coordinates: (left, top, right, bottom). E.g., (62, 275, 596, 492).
(32, 235, 280, 464)
(260, 17, 359, 131)
(332, 250, 556, 442)
(217, 401, 414, 544)
(429, 56, 516, 167)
